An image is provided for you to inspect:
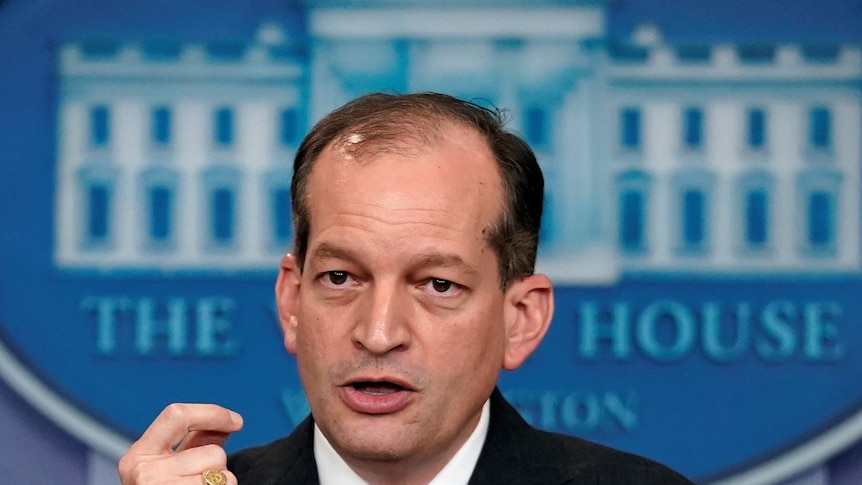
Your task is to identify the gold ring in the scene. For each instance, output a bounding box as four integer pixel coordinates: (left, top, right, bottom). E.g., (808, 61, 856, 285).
(203, 469, 227, 485)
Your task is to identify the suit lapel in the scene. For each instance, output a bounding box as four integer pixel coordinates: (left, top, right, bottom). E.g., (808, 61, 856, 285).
(238, 416, 320, 485)
(468, 388, 566, 485)
(276, 417, 319, 484)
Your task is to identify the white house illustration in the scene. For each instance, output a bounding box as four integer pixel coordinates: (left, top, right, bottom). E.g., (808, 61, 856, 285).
(54, 22, 304, 271)
(54, 1, 862, 283)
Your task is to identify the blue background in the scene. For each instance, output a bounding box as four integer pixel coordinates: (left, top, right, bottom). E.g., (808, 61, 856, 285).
(2, 1, 862, 482)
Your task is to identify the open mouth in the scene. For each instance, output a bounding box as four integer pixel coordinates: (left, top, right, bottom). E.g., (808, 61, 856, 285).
(351, 381, 406, 395)
(341, 380, 415, 414)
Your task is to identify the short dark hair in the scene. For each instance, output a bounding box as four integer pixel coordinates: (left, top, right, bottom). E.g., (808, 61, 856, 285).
(290, 92, 544, 290)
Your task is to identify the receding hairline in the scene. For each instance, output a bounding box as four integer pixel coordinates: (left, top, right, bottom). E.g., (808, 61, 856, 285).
(321, 110, 491, 164)
(303, 118, 508, 280)
(291, 92, 540, 290)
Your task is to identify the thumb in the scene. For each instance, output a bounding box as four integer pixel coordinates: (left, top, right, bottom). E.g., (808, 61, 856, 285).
(175, 429, 236, 452)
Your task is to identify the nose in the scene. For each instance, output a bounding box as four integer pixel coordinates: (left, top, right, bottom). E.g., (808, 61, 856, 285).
(351, 280, 412, 355)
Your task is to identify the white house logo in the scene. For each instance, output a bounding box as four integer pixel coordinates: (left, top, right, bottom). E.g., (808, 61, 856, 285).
(1, 1, 861, 483)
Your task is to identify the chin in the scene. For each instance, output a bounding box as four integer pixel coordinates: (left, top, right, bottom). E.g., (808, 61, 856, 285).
(348, 445, 404, 462)
(329, 420, 418, 461)
(338, 435, 412, 462)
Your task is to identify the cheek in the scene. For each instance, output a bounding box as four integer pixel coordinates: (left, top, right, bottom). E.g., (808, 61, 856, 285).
(431, 306, 506, 373)
(295, 300, 355, 363)
(294, 310, 330, 364)
(294, 315, 336, 406)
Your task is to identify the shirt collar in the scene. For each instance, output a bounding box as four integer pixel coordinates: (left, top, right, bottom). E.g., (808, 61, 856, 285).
(314, 398, 491, 485)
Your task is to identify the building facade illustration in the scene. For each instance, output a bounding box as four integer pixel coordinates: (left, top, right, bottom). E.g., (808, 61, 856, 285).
(54, 1, 862, 283)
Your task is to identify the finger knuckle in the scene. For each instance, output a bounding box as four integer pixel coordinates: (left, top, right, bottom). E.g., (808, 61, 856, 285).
(117, 453, 133, 477)
(129, 460, 156, 483)
(162, 402, 187, 422)
(202, 443, 228, 461)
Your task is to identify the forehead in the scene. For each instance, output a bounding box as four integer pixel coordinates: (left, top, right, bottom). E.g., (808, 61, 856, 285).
(305, 122, 503, 251)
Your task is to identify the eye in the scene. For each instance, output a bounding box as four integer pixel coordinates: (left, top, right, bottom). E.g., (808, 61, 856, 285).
(431, 278, 452, 293)
(321, 270, 351, 287)
(423, 278, 462, 297)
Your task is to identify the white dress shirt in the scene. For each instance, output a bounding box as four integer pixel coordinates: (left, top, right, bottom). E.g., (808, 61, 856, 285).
(315, 399, 491, 485)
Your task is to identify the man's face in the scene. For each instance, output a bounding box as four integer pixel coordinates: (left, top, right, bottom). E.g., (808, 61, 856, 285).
(279, 123, 516, 471)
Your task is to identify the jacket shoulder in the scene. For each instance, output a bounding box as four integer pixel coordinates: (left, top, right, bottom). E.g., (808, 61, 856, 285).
(471, 389, 695, 485)
(227, 416, 318, 484)
(530, 428, 695, 484)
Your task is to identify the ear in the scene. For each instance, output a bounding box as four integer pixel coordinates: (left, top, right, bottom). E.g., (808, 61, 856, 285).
(501, 274, 554, 371)
(275, 253, 302, 355)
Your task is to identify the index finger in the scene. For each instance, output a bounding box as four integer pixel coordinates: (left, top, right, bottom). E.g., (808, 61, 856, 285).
(130, 403, 243, 455)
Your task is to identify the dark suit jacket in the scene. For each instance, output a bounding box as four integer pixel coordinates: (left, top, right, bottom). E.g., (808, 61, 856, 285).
(228, 388, 695, 484)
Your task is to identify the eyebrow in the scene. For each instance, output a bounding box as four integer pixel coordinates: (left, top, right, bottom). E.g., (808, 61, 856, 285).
(310, 242, 362, 265)
(413, 253, 479, 278)
(309, 242, 480, 278)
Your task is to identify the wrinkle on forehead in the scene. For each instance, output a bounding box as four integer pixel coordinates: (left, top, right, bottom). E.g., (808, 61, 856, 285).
(309, 121, 503, 249)
(329, 206, 480, 242)
(345, 210, 458, 229)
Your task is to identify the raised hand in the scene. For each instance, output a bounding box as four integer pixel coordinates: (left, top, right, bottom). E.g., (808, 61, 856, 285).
(118, 403, 243, 485)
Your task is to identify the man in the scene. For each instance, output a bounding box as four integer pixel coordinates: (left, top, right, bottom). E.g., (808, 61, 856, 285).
(119, 93, 694, 484)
